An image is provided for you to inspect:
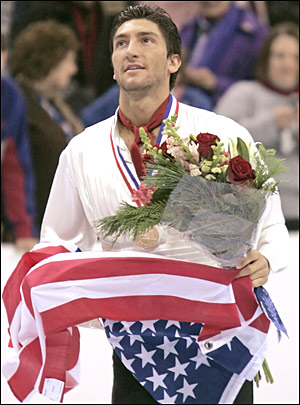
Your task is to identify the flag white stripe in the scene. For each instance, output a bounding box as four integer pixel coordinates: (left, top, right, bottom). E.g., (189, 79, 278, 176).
(30, 273, 236, 313)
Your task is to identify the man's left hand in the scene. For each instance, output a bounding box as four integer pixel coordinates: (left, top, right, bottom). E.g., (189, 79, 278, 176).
(235, 250, 270, 287)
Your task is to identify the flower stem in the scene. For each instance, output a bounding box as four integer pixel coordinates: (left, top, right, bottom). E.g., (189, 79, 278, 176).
(254, 370, 261, 388)
(262, 358, 274, 384)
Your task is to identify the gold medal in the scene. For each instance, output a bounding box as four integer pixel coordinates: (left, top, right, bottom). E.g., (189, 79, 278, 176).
(135, 227, 159, 249)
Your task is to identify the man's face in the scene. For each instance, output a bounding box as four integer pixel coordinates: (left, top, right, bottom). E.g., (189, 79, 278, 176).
(111, 19, 180, 94)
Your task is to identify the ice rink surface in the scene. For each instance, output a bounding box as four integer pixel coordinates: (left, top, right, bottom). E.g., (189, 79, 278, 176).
(1, 232, 299, 404)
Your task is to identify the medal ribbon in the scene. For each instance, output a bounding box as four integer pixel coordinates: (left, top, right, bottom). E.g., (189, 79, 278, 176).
(110, 95, 179, 201)
(118, 95, 170, 180)
(254, 286, 288, 341)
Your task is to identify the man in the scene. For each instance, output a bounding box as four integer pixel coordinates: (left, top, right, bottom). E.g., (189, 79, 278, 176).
(3, 4, 289, 404)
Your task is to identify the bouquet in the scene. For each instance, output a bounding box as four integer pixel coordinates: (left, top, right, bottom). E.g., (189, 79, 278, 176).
(96, 114, 288, 269)
(95, 114, 289, 385)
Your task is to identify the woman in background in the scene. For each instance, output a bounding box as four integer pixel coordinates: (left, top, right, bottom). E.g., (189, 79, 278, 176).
(9, 19, 84, 233)
(215, 23, 299, 230)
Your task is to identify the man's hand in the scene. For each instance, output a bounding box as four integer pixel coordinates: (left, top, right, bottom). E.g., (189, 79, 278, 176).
(235, 250, 270, 287)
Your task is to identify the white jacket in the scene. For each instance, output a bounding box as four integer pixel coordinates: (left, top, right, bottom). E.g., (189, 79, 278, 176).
(39, 96, 290, 273)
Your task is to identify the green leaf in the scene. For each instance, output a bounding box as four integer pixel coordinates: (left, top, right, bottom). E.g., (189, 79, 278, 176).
(151, 188, 172, 203)
(237, 137, 250, 162)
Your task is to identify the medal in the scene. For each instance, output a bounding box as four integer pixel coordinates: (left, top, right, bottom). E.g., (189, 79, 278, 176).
(135, 227, 159, 249)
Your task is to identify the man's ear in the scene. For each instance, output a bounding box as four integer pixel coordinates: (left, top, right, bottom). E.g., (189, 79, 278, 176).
(168, 54, 181, 74)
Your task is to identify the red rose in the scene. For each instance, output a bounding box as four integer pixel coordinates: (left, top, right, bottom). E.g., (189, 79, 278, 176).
(196, 133, 220, 158)
(160, 141, 168, 155)
(227, 155, 256, 185)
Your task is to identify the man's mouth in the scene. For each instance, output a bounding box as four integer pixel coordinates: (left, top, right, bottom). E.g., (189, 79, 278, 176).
(124, 65, 145, 72)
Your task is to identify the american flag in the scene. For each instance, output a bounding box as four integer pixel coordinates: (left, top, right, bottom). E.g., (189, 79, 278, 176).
(2, 245, 270, 404)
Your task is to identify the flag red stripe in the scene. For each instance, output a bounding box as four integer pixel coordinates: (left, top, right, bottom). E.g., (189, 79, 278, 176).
(38, 329, 74, 395)
(21, 256, 239, 319)
(40, 295, 241, 335)
(249, 313, 270, 333)
(25, 255, 240, 288)
(232, 277, 258, 321)
(8, 338, 42, 403)
(2, 246, 69, 324)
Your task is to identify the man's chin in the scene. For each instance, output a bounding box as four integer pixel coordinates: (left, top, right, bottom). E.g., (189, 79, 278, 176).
(121, 83, 151, 93)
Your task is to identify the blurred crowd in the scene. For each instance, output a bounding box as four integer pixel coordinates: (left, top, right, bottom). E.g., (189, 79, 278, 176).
(1, 1, 299, 251)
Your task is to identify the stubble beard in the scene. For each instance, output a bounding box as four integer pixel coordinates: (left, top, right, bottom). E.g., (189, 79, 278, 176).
(116, 75, 163, 96)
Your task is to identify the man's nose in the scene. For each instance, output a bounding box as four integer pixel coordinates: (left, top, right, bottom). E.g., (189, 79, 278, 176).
(126, 40, 139, 57)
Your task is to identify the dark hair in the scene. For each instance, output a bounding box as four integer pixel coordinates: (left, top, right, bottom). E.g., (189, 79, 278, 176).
(255, 22, 299, 83)
(9, 19, 80, 81)
(109, 3, 181, 90)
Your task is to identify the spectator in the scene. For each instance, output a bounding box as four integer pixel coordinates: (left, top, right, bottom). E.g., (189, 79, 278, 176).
(215, 22, 299, 229)
(249, 1, 299, 27)
(173, 1, 268, 110)
(9, 1, 121, 113)
(9, 19, 84, 231)
(1, 34, 38, 250)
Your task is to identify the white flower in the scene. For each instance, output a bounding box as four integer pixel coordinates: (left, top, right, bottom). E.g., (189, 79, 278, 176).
(211, 167, 222, 174)
(188, 142, 200, 162)
(205, 174, 216, 181)
(189, 164, 201, 176)
(166, 136, 179, 147)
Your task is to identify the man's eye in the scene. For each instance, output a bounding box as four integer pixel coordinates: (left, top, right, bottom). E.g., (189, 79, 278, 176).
(143, 38, 153, 44)
(116, 41, 126, 47)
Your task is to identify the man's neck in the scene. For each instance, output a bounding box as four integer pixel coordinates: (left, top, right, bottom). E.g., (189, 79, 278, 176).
(118, 90, 170, 127)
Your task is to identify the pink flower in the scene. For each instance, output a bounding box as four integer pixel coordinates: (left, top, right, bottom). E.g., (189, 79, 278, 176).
(132, 183, 156, 205)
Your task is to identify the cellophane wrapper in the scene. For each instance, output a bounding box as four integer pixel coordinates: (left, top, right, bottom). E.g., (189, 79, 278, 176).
(157, 174, 271, 269)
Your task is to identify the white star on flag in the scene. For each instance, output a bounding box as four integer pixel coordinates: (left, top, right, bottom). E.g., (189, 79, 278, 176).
(190, 350, 211, 369)
(160, 390, 178, 404)
(119, 321, 137, 333)
(109, 334, 125, 350)
(184, 337, 195, 349)
(169, 357, 189, 380)
(226, 341, 232, 351)
(103, 319, 119, 336)
(128, 333, 144, 346)
(120, 352, 135, 373)
(146, 369, 168, 391)
(177, 379, 198, 402)
(157, 336, 178, 359)
(165, 320, 181, 329)
(140, 320, 158, 334)
(135, 346, 156, 368)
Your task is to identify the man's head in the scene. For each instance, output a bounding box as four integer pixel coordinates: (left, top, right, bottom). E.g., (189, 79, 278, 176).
(110, 3, 181, 91)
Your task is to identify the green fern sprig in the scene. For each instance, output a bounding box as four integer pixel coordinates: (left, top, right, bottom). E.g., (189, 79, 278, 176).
(94, 200, 168, 243)
(253, 143, 289, 192)
(143, 159, 186, 190)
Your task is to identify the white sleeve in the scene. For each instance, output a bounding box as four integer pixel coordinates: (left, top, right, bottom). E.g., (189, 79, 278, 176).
(39, 149, 97, 251)
(255, 191, 291, 273)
